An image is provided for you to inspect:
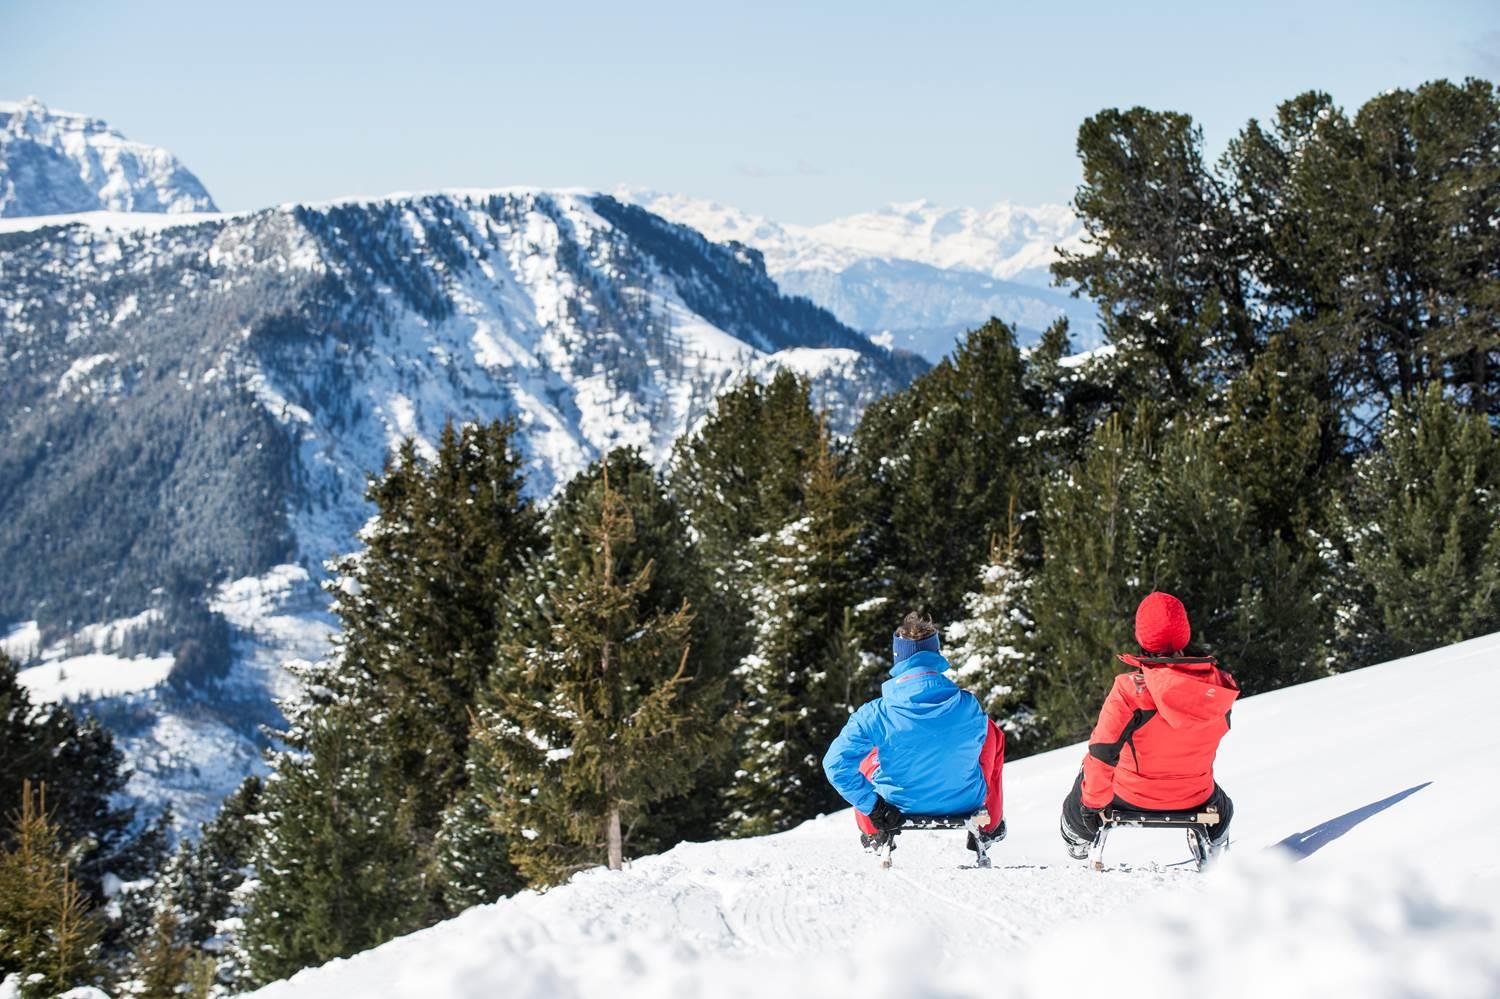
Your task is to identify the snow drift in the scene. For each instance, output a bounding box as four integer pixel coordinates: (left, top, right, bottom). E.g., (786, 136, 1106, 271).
(249, 632, 1500, 998)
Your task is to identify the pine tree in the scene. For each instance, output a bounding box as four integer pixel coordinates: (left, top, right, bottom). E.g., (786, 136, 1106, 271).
(132, 776, 261, 995)
(727, 420, 877, 835)
(1026, 408, 1329, 743)
(669, 370, 823, 589)
(1225, 81, 1500, 422)
(243, 419, 541, 978)
(1138, 414, 1329, 694)
(0, 655, 139, 900)
(0, 781, 102, 998)
(667, 370, 826, 675)
(1052, 107, 1256, 404)
(471, 453, 732, 884)
(946, 501, 1040, 749)
(1337, 385, 1500, 660)
(1024, 413, 1145, 741)
(124, 906, 193, 999)
(241, 657, 423, 984)
(336, 420, 542, 850)
(852, 318, 1035, 625)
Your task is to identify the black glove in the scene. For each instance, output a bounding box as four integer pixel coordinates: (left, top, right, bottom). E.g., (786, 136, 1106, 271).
(869, 795, 904, 832)
(1080, 805, 1104, 836)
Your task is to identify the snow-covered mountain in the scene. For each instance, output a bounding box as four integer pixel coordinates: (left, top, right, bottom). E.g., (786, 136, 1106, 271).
(248, 632, 1500, 999)
(0, 97, 218, 217)
(0, 189, 920, 826)
(621, 189, 1101, 360)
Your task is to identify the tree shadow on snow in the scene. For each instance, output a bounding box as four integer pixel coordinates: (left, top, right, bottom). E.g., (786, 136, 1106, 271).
(1274, 782, 1432, 860)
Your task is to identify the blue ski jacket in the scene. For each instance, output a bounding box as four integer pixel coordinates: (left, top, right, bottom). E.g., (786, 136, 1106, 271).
(822, 650, 991, 817)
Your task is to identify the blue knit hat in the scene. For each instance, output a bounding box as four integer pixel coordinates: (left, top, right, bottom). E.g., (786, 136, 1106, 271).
(892, 629, 940, 664)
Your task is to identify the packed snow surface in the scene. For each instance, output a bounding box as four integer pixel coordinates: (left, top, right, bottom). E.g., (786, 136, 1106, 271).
(251, 633, 1500, 999)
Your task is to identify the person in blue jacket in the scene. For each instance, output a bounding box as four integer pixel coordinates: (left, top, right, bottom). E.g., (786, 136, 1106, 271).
(822, 612, 1006, 855)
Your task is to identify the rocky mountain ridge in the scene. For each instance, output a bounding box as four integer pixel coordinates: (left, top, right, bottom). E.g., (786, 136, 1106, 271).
(0, 97, 217, 217)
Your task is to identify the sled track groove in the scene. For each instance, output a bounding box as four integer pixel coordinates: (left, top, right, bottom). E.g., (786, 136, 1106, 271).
(886, 868, 1027, 942)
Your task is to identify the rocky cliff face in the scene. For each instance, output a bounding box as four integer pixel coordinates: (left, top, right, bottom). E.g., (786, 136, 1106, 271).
(0, 97, 218, 217)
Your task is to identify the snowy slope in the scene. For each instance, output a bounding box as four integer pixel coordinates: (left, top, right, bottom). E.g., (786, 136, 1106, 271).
(0, 98, 217, 216)
(622, 188, 1101, 359)
(250, 632, 1500, 999)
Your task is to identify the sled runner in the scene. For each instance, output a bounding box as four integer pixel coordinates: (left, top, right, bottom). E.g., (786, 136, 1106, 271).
(1088, 806, 1224, 872)
(868, 808, 999, 870)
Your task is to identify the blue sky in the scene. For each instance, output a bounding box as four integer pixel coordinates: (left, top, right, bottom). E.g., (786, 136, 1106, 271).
(4, 1, 1496, 222)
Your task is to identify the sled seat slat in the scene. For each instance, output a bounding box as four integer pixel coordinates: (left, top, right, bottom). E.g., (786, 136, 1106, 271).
(1102, 808, 1220, 827)
(898, 810, 988, 831)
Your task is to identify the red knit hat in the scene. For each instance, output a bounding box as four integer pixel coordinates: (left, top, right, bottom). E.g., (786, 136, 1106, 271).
(1135, 591, 1190, 654)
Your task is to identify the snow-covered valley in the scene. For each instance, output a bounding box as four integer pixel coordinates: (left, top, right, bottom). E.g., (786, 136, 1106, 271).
(248, 632, 1500, 999)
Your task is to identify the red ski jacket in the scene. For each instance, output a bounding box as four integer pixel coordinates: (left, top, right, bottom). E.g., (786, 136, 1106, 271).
(1079, 655, 1239, 811)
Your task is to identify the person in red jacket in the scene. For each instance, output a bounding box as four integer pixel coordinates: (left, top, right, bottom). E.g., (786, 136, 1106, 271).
(1059, 591, 1239, 859)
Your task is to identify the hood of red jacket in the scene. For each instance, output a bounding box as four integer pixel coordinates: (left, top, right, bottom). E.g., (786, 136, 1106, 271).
(1134, 658, 1239, 727)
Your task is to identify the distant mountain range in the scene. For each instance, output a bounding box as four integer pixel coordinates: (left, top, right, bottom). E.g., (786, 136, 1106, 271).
(0, 97, 217, 216)
(621, 189, 1101, 360)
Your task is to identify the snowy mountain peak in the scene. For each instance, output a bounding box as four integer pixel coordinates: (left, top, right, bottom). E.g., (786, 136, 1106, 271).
(618, 187, 1085, 285)
(0, 96, 218, 217)
(618, 188, 1101, 361)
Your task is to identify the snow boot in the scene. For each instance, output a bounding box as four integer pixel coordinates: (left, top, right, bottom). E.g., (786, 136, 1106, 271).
(966, 818, 1007, 855)
(1060, 817, 1091, 861)
(1187, 826, 1229, 869)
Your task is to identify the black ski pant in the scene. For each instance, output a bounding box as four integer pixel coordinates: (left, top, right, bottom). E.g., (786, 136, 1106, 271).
(1060, 770, 1233, 844)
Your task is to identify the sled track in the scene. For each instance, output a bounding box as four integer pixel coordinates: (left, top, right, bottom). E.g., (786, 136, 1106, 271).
(887, 867, 1028, 942)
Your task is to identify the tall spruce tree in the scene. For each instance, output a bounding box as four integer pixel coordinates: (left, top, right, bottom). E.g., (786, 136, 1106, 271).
(946, 502, 1040, 750)
(727, 419, 877, 835)
(243, 419, 540, 979)
(470, 450, 732, 884)
(1027, 408, 1329, 743)
(1023, 413, 1144, 739)
(852, 318, 1035, 625)
(335, 421, 542, 842)
(669, 371, 824, 584)
(667, 370, 827, 675)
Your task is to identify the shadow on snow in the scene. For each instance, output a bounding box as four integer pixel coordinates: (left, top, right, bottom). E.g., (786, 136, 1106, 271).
(1274, 782, 1432, 860)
